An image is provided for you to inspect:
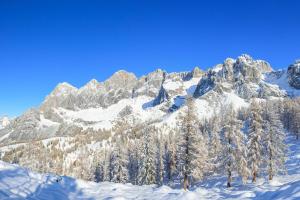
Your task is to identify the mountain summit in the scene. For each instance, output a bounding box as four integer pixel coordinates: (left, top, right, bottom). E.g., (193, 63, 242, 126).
(0, 55, 299, 144)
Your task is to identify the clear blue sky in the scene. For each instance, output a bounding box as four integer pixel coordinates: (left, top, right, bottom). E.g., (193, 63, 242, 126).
(1, 0, 300, 117)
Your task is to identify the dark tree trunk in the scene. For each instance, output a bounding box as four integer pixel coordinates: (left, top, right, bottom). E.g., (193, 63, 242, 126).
(252, 171, 257, 183)
(269, 146, 273, 181)
(183, 174, 189, 191)
(227, 169, 232, 188)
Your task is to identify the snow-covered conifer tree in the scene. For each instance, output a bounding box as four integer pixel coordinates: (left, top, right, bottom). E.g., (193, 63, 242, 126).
(222, 105, 249, 187)
(208, 115, 222, 171)
(94, 161, 104, 182)
(177, 97, 208, 190)
(247, 100, 263, 182)
(163, 129, 178, 185)
(128, 138, 141, 185)
(103, 147, 112, 182)
(110, 137, 129, 183)
(156, 132, 165, 185)
(262, 101, 287, 180)
(138, 125, 157, 185)
(291, 100, 300, 140)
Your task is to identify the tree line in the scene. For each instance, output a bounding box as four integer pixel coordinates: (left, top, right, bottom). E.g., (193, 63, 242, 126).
(1, 97, 300, 190)
(92, 97, 300, 190)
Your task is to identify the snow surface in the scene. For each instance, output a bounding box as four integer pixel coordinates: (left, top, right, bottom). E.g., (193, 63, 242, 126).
(264, 71, 300, 97)
(163, 79, 182, 91)
(56, 96, 165, 130)
(161, 90, 248, 128)
(1, 136, 300, 199)
(39, 115, 59, 128)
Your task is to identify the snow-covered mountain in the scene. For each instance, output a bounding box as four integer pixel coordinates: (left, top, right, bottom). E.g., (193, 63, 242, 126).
(0, 54, 299, 145)
(0, 54, 300, 200)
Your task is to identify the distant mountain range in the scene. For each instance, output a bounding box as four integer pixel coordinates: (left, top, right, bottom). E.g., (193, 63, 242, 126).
(0, 54, 299, 144)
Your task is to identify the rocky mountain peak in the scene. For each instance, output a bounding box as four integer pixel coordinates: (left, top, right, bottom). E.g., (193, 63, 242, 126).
(50, 82, 78, 97)
(138, 69, 166, 86)
(86, 78, 99, 86)
(153, 85, 169, 106)
(183, 66, 205, 81)
(235, 54, 273, 73)
(191, 67, 204, 78)
(104, 70, 137, 90)
(143, 69, 166, 81)
(1, 55, 299, 145)
(79, 79, 103, 93)
(224, 58, 235, 65)
(109, 70, 137, 80)
(288, 60, 300, 89)
(236, 54, 253, 64)
(41, 82, 78, 111)
(194, 55, 282, 99)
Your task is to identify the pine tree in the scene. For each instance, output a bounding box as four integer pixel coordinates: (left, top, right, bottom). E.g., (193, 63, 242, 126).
(93, 152, 104, 182)
(94, 162, 104, 182)
(126, 120, 142, 185)
(235, 121, 249, 184)
(177, 97, 208, 190)
(128, 138, 141, 185)
(138, 125, 157, 185)
(208, 115, 222, 172)
(103, 147, 112, 182)
(110, 137, 129, 183)
(163, 129, 178, 185)
(291, 100, 300, 140)
(156, 133, 165, 185)
(247, 100, 263, 183)
(222, 105, 249, 187)
(262, 101, 286, 180)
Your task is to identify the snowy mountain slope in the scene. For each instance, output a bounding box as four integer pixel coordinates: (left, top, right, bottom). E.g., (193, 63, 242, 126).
(1, 135, 300, 200)
(53, 95, 165, 130)
(0, 54, 299, 148)
(264, 70, 300, 97)
(0, 54, 300, 199)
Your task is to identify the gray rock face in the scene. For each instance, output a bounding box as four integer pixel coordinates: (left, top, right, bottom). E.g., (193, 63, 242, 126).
(288, 61, 300, 89)
(1, 54, 299, 146)
(38, 54, 281, 114)
(258, 83, 286, 98)
(153, 86, 169, 106)
(104, 70, 137, 91)
(194, 70, 216, 98)
(217, 55, 271, 83)
(77, 79, 106, 109)
(133, 69, 167, 98)
(40, 67, 205, 115)
(0, 109, 40, 142)
(41, 71, 138, 112)
(193, 54, 284, 99)
(184, 67, 205, 80)
(40, 82, 78, 111)
(233, 55, 263, 83)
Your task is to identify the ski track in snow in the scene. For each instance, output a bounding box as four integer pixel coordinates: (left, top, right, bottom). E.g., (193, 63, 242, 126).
(1, 135, 300, 199)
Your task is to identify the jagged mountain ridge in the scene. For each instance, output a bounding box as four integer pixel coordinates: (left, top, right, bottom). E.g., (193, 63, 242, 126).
(0, 54, 299, 144)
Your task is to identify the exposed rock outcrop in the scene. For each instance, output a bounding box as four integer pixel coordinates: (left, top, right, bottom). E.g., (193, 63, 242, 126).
(288, 60, 300, 89)
(194, 54, 283, 99)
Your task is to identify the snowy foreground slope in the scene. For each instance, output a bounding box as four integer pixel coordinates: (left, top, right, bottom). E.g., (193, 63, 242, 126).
(1, 136, 300, 200)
